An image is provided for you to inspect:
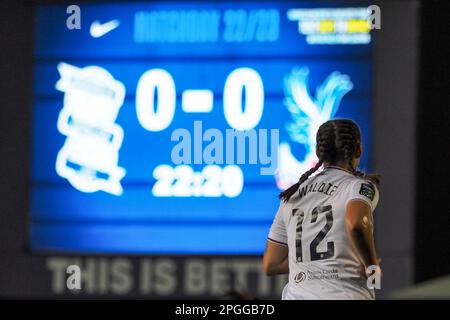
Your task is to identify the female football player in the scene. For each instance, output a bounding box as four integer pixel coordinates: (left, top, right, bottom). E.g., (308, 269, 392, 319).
(263, 119, 381, 299)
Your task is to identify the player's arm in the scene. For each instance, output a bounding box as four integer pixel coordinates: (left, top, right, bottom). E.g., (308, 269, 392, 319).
(345, 200, 379, 273)
(263, 240, 289, 276)
(264, 202, 289, 276)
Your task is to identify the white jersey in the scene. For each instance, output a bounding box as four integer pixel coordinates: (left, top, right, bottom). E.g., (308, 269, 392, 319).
(268, 166, 379, 300)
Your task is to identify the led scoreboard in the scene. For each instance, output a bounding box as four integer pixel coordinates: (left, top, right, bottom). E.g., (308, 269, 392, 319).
(30, 2, 374, 254)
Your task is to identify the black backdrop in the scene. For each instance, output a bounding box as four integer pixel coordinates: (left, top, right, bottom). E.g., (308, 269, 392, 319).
(0, 0, 34, 254)
(415, 0, 450, 283)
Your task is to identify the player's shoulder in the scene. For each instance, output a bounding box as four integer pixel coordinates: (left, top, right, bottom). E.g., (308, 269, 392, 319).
(343, 173, 377, 187)
(336, 171, 363, 187)
(345, 175, 379, 204)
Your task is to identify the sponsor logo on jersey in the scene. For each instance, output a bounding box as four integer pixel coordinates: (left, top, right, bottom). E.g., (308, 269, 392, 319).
(294, 272, 307, 283)
(306, 269, 340, 281)
(359, 183, 375, 201)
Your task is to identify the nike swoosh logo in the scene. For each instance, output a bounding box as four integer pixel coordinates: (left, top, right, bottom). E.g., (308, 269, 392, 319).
(90, 19, 120, 38)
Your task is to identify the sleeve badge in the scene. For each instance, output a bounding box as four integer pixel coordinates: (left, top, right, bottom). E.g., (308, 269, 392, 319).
(359, 183, 375, 201)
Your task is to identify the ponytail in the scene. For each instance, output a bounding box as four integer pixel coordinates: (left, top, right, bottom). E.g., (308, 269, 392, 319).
(279, 160, 323, 202)
(364, 173, 381, 189)
(348, 160, 381, 190)
(349, 161, 381, 190)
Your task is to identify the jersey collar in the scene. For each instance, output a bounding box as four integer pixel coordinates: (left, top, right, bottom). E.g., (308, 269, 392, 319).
(323, 165, 354, 175)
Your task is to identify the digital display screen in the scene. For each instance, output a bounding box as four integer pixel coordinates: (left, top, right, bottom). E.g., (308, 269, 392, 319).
(31, 1, 373, 254)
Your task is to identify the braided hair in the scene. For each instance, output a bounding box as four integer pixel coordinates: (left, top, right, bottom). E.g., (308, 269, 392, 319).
(279, 119, 380, 202)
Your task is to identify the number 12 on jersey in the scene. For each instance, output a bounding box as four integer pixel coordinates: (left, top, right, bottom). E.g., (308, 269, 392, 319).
(293, 205, 335, 262)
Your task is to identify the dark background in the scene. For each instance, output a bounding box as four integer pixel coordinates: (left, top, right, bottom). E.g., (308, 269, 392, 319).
(415, 0, 450, 282)
(0, 0, 449, 298)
